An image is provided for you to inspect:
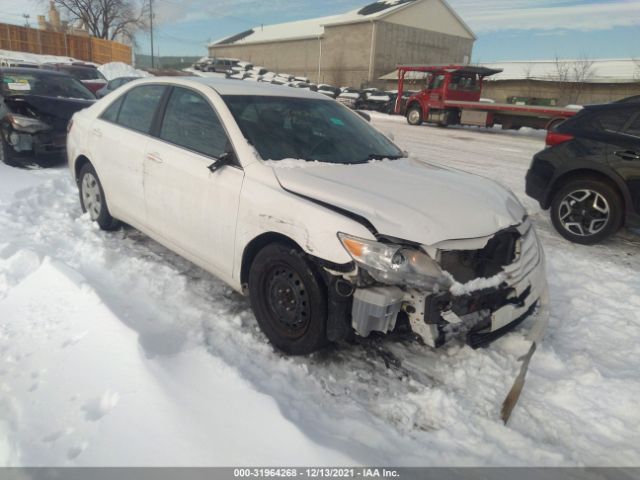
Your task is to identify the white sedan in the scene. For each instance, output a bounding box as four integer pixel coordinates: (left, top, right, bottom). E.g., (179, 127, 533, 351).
(67, 77, 548, 358)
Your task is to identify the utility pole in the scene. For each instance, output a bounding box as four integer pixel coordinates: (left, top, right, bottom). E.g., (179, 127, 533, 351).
(149, 0, 155, 68)
(22, 14, 30, 28)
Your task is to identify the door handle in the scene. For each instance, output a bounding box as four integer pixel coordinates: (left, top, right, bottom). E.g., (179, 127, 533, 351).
(92, 128, 102, 138)
(147, 152, 163, 164)
(614, 150, 640, 161)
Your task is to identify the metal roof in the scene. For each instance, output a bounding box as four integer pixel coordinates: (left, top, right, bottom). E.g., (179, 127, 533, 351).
(211, 0, 474, 47)
(381, 59, 640, 84)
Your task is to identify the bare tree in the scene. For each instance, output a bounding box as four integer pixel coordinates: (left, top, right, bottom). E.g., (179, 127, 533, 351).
(51, 0, 148, 42)
(551, 54, 594, 105)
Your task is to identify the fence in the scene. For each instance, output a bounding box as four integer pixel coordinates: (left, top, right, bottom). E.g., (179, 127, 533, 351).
(0, 22, 131, 64)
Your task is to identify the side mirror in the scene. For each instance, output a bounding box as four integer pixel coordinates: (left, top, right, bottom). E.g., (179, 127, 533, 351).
(208, 151, 235, 173)
(355, 110, 371, 122)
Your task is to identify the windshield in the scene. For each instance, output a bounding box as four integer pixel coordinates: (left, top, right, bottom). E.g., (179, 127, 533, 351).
(1, 72, 95, 100)
(223, 95, 403, 164)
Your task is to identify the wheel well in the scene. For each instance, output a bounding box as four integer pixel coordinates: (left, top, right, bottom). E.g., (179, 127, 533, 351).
(240, 232, 302, 286)
(548, 169, 625, 210)
(406, 101, 422, 113)
(546, 117, 566, 130)
(74, 155, 91, 183)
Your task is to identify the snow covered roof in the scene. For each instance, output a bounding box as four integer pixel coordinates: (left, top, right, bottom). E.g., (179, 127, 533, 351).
(483, 59, 640, 84)
(212, 0, 420, 46)
(379, 59, 640, 84)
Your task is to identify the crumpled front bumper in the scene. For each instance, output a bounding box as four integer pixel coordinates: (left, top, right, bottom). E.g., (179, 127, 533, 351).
(350, 220, 549, 349)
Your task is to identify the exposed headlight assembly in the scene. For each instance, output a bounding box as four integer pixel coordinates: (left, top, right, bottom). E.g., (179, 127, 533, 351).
(338, 233, 450, 290)
(8, 114, 52, 133)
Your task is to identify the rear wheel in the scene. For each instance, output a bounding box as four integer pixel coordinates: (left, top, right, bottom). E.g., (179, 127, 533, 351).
(0, 131, 17, 166)
(248, 243, 329, 355)
(406, 105, 423, 126)
(550, 177, 623, 244)
(78, 163, 120, 231)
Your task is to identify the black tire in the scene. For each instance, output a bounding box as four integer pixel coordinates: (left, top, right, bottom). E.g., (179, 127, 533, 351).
(78, 163, 120, 231)
(0, 131, 17, 167)
(406, 105, 423, 126)
(550, 177, 623, 245)
(248, 243, 329, 355)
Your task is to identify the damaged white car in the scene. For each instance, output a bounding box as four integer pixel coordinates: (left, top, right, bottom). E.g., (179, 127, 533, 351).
(67, 78, 548, 389)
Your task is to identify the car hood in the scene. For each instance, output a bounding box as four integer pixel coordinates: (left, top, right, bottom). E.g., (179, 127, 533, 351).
(273, 157, 526, 246)
(4, 94, 94, 130)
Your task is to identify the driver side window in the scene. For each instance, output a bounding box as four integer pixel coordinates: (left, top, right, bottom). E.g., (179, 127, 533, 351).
(160, 87, 229, 158)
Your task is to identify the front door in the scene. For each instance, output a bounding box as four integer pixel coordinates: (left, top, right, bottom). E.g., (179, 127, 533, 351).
(144, 86, 244, 276)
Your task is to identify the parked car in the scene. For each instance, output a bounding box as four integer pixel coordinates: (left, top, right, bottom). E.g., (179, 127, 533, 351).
(317, 84, 340, 99)
(41, 62, 107, 94)
(67, 77, 548, 355)
(194, 57, 236, 72)
(96, 77, 139, 98)
(360, 89, 392, 112)
(0, 67, 95, 165)
(526, 102, 640, 244)
(337, 88, 364, 109)
(386, 90, 419, 115)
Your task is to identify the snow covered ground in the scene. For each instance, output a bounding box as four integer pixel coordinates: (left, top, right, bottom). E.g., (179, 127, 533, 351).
(1, 114, 639, 466)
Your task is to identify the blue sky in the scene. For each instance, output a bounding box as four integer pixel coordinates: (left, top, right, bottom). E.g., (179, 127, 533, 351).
(2, 0, 640, 61)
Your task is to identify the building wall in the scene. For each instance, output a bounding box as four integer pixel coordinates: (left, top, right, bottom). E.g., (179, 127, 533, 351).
(209, 37, 321, 79)
(209, 1, 475, 88)
(318, 22, 374, 87)
(383, 0, 474, 39)
(373, 21, 473, 87)
(483, 80, 640, 106)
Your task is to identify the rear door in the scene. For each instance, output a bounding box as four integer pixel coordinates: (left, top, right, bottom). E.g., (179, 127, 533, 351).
(143, 86, 244, 277)
(609, 112, 640, 215)
(89, 84, 167, 226)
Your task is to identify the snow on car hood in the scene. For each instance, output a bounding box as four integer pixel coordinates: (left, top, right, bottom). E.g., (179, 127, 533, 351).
(273, 157, 526, 246)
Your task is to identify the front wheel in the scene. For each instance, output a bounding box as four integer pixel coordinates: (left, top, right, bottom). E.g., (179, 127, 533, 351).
(550, 178, 623, 244)
(406, 106, 423, 126)
(78, 163, 120, 231)
(248, 243, 329, 355)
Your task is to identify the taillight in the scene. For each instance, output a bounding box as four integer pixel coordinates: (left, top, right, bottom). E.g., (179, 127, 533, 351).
(67, 118, 73, 133)
(545, 130, 574, 147)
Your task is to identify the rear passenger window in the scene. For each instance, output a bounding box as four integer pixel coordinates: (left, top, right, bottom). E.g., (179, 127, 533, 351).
(588, 110, 631, 133)
(117, 85, 165, 134)
(159, 87, 229, 158)
(101, 96, 124, 123)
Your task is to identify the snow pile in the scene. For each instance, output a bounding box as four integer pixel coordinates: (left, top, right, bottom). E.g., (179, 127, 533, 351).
(98, 62, 150, 81)
(0, 48, 82, 66)
(446, 272, 507, 296)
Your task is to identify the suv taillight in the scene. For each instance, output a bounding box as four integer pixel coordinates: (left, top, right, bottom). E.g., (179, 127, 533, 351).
(67, 118, 73, 133)
(546, 130, 574, 147)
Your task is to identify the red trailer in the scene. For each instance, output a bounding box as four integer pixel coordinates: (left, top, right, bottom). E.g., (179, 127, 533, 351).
(395, 65, 580, 130)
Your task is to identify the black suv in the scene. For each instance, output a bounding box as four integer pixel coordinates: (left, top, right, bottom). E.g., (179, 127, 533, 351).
(526, 102, 640, 244)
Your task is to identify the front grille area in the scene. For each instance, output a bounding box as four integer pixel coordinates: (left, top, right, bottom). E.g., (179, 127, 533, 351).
(439, 227, 521, 283)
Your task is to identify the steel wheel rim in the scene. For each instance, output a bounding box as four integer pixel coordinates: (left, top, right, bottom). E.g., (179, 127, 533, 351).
(264, 263, 311, 339)
(408, 109, 420, 124)
(558, 189, 610, 237)
(82, 173, 102, 221)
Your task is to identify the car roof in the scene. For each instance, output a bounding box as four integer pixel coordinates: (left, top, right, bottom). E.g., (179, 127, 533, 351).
(0, 67, 70, 77)
(583, 102, 639, 114)
(135, 76, 333, 100)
